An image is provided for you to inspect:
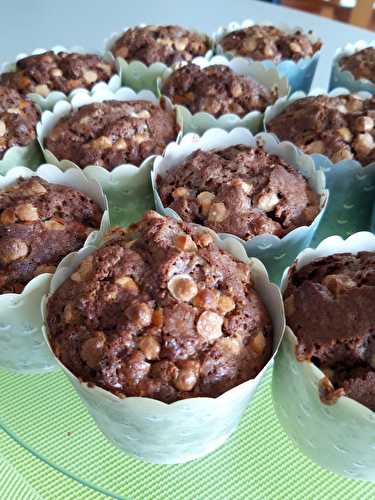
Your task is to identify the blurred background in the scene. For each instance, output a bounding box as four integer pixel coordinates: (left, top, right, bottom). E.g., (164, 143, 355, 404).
(263, 0, 375, 29)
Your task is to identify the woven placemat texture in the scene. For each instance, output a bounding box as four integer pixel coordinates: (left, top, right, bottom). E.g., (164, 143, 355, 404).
(1, 367, 375, 500)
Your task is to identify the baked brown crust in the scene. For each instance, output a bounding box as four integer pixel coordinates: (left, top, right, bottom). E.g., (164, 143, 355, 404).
(47, 211, 273, 402)
(0, 176, 103, 294)
(45, 99, 179, 170)
(339, 47, 375, 85)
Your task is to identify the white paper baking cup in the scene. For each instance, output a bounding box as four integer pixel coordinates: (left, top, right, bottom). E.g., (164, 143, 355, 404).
(105, 25, 214, 94)
(0, 164, 110, 374)
(157, 55, 289, 135)
(42, 225, 285, 464)
(1, 46, 122, 111)
(273, 231, 375, 480)
(214, 19, 321, 93)
(37, 86, 182, 177)
(265, 87, 375, 239)
(330, 40, 375, 94)
(152, 127, 328, 283)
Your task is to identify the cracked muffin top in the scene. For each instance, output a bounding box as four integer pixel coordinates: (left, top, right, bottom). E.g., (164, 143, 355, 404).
(46, 210, 273, 402)
(157, 144, 320, 241)
(339, 47, 375, 85)
(111, 25, 210, 66)
(220, 25, 321, 63)
(0, 51, 115, 97)
(162, 64, 276, 117)
(44, 99, 179, 170)
(0, 176, 103, 294)
(284, 251, 375, 411)
(0, 85, 39, 159)
(267, 94, 375, 165)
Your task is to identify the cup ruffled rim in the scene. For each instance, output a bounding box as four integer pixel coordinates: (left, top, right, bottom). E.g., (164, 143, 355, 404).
(157, 55, 289, 133)
(37, 86, 183, 175)
(213, 19, 322, 67)
(1, 45, 122, 109)
(332, 40, 375, 90)
(0, 164, 110, 303)
(151, 127, 328, 251)
(41, 223, 285, 408)
(279, 230, 375, 415)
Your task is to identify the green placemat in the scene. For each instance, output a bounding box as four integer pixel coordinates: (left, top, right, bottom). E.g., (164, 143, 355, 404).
(1, 367, 375, 499)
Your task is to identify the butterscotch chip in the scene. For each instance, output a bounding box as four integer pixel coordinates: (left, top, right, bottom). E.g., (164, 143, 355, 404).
(115, 276, 139, 293)
(47, 211, 273, 402)
(0, 51, 115, 95)
(162, 64, 275, 118)
(110, 25, 210, 66)
(15, 203, 39, 222)
(268, 94, 375, 165)
(45, 100, 178, 171)
(284, 251, 375, 410)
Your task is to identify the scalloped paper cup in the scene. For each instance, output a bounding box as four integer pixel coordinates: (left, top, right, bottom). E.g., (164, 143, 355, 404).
(37, 86, 182, 177)
(214, 19, 321, 93)
(1, 46, 122, 111)
(0, 140, 43, 175)
(265, 87, 375, 239)
(105, 25, 213, 94)
(157, 55, 289, 135)
(152, 127, 328, 283)
(273, 231, 375, 480)
(42, 226, 285, 464)
(0, 165, 110, 374)
(330, 40, 375, 94)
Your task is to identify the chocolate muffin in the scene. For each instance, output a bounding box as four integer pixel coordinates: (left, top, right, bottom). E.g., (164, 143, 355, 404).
(47, 211, 273, 402)
(162, 64, 275, 117)
(220, 25, 321, 63)
(157, 145, 320, 241)
(0, 51, 115, 97)
(339, 47, 375, 85)
(284, 251, 375, 411)
(44, 99, 178, 170)
(0, 176, 103, 294)
(0, 85, 39, 159)
(111, 25, 210, 66)
(268, 94, 375, 165)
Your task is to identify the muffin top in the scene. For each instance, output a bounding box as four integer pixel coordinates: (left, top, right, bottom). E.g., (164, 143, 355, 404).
(220, 25, 321, 63)
(44, 99, 178, 170)
(111, 25, 210, 66)
(284, 251, 375, 410)
(339, 47, 375, 84)
(157, 144, 320, 241)
(47, 211, 273, 402)
(268, 94, 375, 165)
(161, 64, 275, 117)
(0, 85, 39, 159)
(0, 51, 115, 96)
(0, 176, 103, 294)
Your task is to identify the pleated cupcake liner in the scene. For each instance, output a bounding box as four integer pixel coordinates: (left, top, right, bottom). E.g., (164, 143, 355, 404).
(273, 231, 375, 481)
(42, 225, 285, 464)
(0, 164, 109, 374)
(329, 40, 375, 94)
(151, 127, 328, 284)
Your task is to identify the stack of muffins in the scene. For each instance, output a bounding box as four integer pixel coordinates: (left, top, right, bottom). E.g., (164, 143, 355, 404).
(0, 19, 374, 473)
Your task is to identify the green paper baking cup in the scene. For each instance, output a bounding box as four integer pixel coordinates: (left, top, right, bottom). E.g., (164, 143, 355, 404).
(273, 231, 375, 481)
(0, 164, 109, 374)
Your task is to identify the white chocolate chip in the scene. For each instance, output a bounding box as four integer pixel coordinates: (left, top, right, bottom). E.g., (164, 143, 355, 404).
(251, 330, 266, 354)
(44, 219, 65, 231)
(207, 202, 227, 222)
(353, 132, 375, 156)
(0, 120, 7, 137)
(197, 191, 215, 216)
(130, 110, 151, 119)
(231, 178, 253, 193)
(71, 256, 93, 282)
(355, 116, 374, 133)
(196, 311, 223, 342)
(257, 192, 279, 212)
(167, 274, 198, 302)
(172, 187, 190, 199)
(337, 127, 353, 142)
(175, 233, 197, 252)
(139, 335, 160, 360)
(34, 84, 50, 97)
(115, 276, 139, 293)
(51, 68, 63, 77)
(83, 70, 98, 83)
(174, 37, 188, 51)
(15, 203, 39, 222)
(306, 140, 325, 154)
